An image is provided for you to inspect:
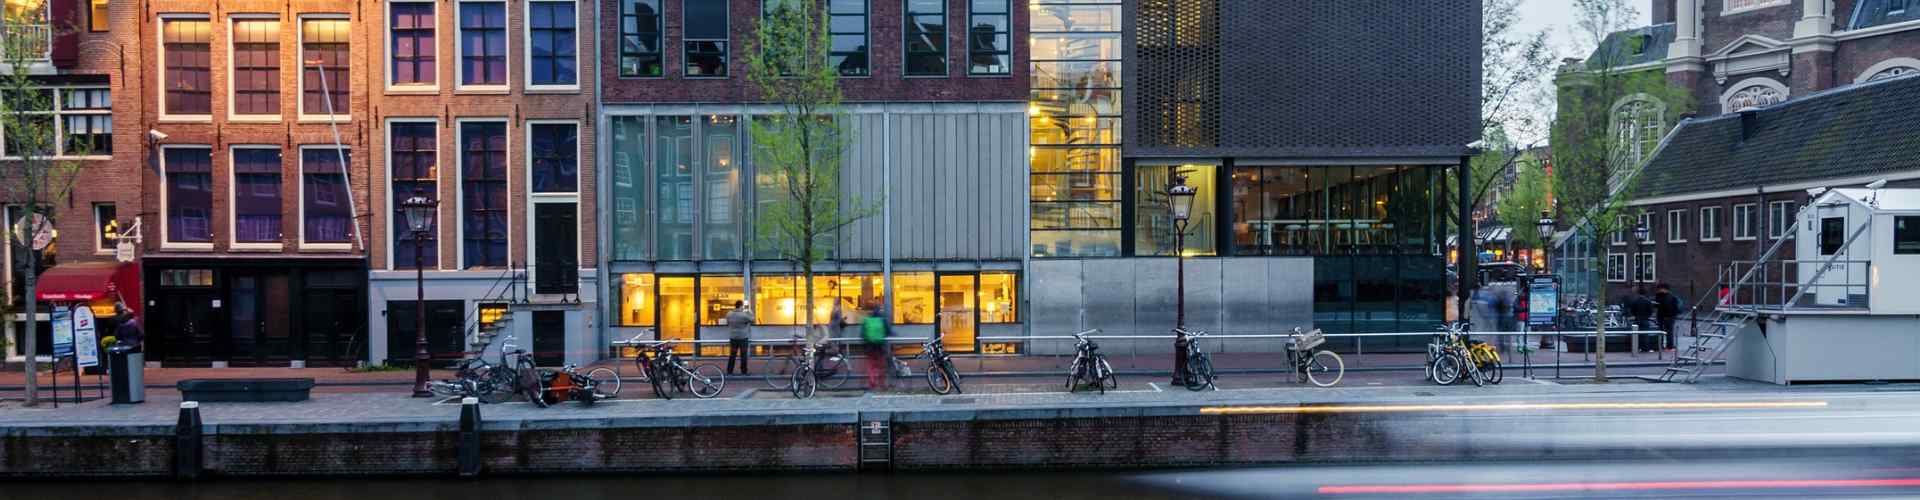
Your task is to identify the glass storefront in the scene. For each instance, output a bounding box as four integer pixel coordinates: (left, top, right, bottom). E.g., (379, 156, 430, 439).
(1231, 166, 1438, 257)
(1028, 0, 1123, 257)
(1134, 163, 1218, 256)
(615, 271, 1016, 355)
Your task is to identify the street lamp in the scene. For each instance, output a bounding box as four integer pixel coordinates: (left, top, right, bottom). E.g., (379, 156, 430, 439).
(1536, 210, 1556, 272)
(1166, 174, 1197, 385)
(401, 189, 438, 397)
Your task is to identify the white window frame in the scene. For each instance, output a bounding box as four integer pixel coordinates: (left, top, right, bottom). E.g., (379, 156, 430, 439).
(1769, 200, 1796, 238)
(386, 117, 442, 271)
(456, 118, 514, 269)
(1667, 209, 1687, 243)
(1635, 252, 1656, 283)
(1607, 253, 1628, 283)
(297, 145, 354, 251)
(1638, 212, 1654, 243)
(92, 203, 115, 255)
(1699, 206, 1722, 242)
(524, 120, 582, 287)
(385, 0, 440, 93)
(157, 14, 214, 123)
(455, 0, 512, 92)
(226, 14, 283, 123)
(1612, 215, 1627, 246)
(1723, 0, 1790, 15)
(159, 144, 216, 250)
(296, 14, 354, 123)
(0, 86, 112, 160)
(523, 0, 582, 92)
(1733, 203, 1758, 240)
(228, 145, 286, 251)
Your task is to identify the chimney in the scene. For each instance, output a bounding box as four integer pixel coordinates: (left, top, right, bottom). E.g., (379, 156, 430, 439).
(1739, 107, 1762, 141)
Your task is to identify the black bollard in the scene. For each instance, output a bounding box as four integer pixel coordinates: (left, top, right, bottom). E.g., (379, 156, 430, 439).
(174, 401, 203, 479)
(457, 397, 482, 477)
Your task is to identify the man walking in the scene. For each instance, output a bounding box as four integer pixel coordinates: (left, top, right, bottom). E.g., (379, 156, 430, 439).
(1654, 283, 1682, 351)
(725, 300, 754, 375)
(1627, 287, 1656, 352)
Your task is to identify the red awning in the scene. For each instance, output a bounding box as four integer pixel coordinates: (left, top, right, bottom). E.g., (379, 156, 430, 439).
(34, 261, 128, 302)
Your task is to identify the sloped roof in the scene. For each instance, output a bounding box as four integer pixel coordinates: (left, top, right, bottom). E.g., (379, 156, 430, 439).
(1634, 74, 1920, 200)
(1586, 23, 1674, 70)
(1849, 0, 1920, 30)
(1823, 188, 1920, 213)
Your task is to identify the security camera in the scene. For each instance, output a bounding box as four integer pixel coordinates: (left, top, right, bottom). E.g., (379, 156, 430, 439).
(1866, 179, 1889, 190)
(147, 129, 168, 142)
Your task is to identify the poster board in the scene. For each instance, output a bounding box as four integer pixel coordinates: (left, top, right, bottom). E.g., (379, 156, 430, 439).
(1527, 276, 1559, 327)
(74, 306, 99, 368)
(52, 306, 73, 357)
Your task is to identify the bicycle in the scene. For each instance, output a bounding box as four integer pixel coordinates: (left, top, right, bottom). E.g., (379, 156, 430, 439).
(538, 363, 621, 406)
(1432, 322, 1499, 387)
(1426, 327, 1463, 385)
(765, 333, 851, 392)
(1066, 329, 1117, 394)
(1177, 328, 1216, 391)
(638, 340, 725, 399)
(890, 334, 963, 394)
(427, 333, 527, 403)
(791, 343, 819, 399)
(1286, 327, 1344, 387)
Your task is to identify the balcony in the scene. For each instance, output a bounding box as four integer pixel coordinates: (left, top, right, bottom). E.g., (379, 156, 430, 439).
(0, 22, 50, 62)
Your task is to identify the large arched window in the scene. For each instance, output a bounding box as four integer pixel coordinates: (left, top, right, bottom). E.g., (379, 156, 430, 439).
(1855, 57, 1920, 84)
(1611, 96, 1665, 168)
(1722, 80, 1787, 111)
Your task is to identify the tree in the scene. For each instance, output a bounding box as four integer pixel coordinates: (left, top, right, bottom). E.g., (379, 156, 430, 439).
(747, 1, 877, 335)
(0, 10, 89, 406)
(1446, 0, 1558, 270)
(1550, 0, 1693, 381)
(1495, 153, 1551, 252)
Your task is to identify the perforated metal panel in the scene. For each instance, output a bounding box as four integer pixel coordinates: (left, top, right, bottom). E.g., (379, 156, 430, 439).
(1134, 0, 1220, 149)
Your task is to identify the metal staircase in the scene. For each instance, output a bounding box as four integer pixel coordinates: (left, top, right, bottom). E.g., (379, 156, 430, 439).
(461, 262, 528, 361)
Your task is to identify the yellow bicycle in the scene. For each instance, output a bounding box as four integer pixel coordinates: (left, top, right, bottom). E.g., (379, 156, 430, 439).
(1432, 322, 1503, 386)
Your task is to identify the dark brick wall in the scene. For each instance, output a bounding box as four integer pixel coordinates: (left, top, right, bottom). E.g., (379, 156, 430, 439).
(483, 424, 855, 472)
(1835, 28, 1920, 84)
(1702, 0, 1798, 51)
(0, 431, 173, 478)
(598, 0, 1027, 104)
(206, 430, 458, 476)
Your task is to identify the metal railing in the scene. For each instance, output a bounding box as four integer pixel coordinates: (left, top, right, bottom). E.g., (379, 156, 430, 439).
(1722, 259, 1872, 311)
(2, 23, 50, 61)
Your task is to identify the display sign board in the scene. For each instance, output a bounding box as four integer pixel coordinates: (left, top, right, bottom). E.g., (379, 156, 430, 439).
(1527, 276, 1559, 326)
(51, 306, 73, 358)
(73, 306, 99, 368)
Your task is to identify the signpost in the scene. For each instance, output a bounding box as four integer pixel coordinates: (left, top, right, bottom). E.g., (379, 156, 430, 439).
(74, 306, 99, 368)
(1527, 275, 1562, 379)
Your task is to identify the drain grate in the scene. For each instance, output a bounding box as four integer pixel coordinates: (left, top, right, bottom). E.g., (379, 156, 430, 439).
(940, 397, 978, 405)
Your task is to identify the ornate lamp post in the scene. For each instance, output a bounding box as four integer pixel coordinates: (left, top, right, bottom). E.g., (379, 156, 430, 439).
(1631, 218, 1651, 290)
(401, 190, 438, 397)
(1536, 210, 1556, 273)
(1166, 175, 1197, 385)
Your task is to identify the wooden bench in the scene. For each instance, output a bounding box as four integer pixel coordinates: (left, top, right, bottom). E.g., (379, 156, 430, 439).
(176, 378, 315, 402)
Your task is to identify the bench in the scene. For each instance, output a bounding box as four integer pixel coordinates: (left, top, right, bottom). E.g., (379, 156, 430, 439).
(176, 378, 315, 402)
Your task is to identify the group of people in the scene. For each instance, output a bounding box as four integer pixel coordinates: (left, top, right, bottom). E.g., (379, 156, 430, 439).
(1625, 283, 1682, 352)
(720, 297, 895, 389)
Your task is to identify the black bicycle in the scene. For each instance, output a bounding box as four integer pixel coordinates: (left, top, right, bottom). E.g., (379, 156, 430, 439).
(1177, 328, 1216, 391)
(766, 333, 851, 392)
(427, 333, 520, 404)
(1066, 329, 1118, 394)
(638, 341, 725, 399)
(892, 334, 962, 394)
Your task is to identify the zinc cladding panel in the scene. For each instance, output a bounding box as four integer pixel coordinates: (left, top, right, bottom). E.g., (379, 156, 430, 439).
(873, 112, 1027, 261)
(838, 114, 886, 260)
(1209, 0, 1479, 153)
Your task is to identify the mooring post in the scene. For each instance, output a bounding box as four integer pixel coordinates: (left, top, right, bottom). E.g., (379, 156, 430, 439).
(174, 401, 203, 479)
(458, 397, 483, 477)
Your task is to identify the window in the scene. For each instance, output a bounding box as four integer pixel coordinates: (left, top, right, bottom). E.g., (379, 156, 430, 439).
(655, 116, 694, 260)
(1725, 0, 1789, 13)
(232, 148, 283, 244)
(904, 0, 946, 75)
(59, 88, 111, 156)
(461, 121, 508, 268)
(751, 274, 884, 326)
(610, 116, 648, 260)
(1733, 203, 1757, 240)
(1611, 97, 1663, 168)
(89, 0, 108, 31)
(1606, 253, 1627, 282)
(390, 121, 438, 269)
(300, 148, 353, 245)
(620, 0, 663, 77)
(163, 147, 214, 244)
(1134, 164, 1217, 256)
(93, 204, 116, 251)
(967, 0, 1009, 75)
(1667, 209, 1686, 242)
(701, 115, 739, 260)
(938, 274, 978, 352)
(459, 1, 509, 86)
(1230, 166, 1437, 257)
(530, 122, 579, 193)
(161, 17, 212, 116)
(1724, 83, 1785, 111)
(1768, 201, 1796, 238)
(684, 0, 729, 77)
(698, 276, 745, 326)
(527, 0, 578, 87)
(830, 0, 868, 76)
(1699, 206, 1721, 241)
(979, 272, 1017, 323)
(390, 1, 436, 87)
(616, 273, 658, 326)
(1820, 217, 1845, 255)
(1637, 212, 1653, 243)
(1635, 252, 1656, 283)
(1029, 0, 1122, 257)
(1896, 217, 1920, 255)
(893, 272, 935, 324)
(1611, 215, 1626, 245)
(300, 18, 350, 117)
(231, 18, 280, 117)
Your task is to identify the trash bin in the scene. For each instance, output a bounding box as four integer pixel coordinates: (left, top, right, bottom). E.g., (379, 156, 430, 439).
(109, 347, 144, 404)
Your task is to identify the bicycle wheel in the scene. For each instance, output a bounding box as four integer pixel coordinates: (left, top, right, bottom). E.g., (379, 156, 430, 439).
(689, 364, 726, 399)
(818, 354, 851, 390)
(631, 355, 651, 384)
(927, 363, 955, 395)
(792, 367, 817, 399)
(1067, 356, 1087, 391)
(1484, 359, 1504, 385)
(1096, 356, 1117, 394)
(1432, 352, 1464, 385)
(1306, 350, 1345, 388)
(1185, 354, 1215, 391)
(765, 355, 796, 390)
(1466, 357, 1486, 387)
(427, 381, 462, 398)
(587, 367, 621, 400)
(517, 361, 548, 407)
(480, 367, 519, 404)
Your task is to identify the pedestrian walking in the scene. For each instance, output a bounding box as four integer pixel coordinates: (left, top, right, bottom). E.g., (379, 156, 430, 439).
(1627, 287, 1655, 352)
(111, 301, 143, 353)
(725, 300, 754, 375)
(1654, 283, 1682, 351)
(861, 299, 891, 390)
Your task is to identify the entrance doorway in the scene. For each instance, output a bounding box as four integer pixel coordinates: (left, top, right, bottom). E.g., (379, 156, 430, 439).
(385, 300, 463, 366)
(659, 276, 696, 355)
(226, 273, 291, 366)
(532, 310, 565, 366)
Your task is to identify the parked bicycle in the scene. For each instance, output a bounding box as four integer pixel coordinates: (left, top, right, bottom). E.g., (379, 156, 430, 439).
(1066, 329, 1118, 394)
(890, 333, 963, 394)
(427, 334, 521, 403)
(1286, 327, 1344, 387)
(638, 340, 725, 399)
(1177, 327, 1217, 391)
(791, 343, 820, 399)
(1429, 322, 1500, 387)
(765, 334, 851, 392)
(501, 334, 549, 406)
(537, 363, 621, 406)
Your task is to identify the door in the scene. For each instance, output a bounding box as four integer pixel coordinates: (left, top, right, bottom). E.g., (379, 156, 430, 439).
(156, 291, 217, 365)
(659, 276, 696, 355)
(533, 203, 579, 295)
(532, 310, 565, 366)
(302, 288, 361, 366)
(386, 300, 463, 366)
(228, 273, 292, 366)
(937, 274, 978, 353)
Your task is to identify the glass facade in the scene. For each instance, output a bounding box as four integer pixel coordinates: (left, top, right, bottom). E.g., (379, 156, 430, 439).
(655, 116, 695, 260)
(702, 115, 741, 260)
(1029, 0, 1122, 257)
(611, 116, 648, 260)
(1134, 164, 1217, 256)
(614, 271, 1016, 355)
